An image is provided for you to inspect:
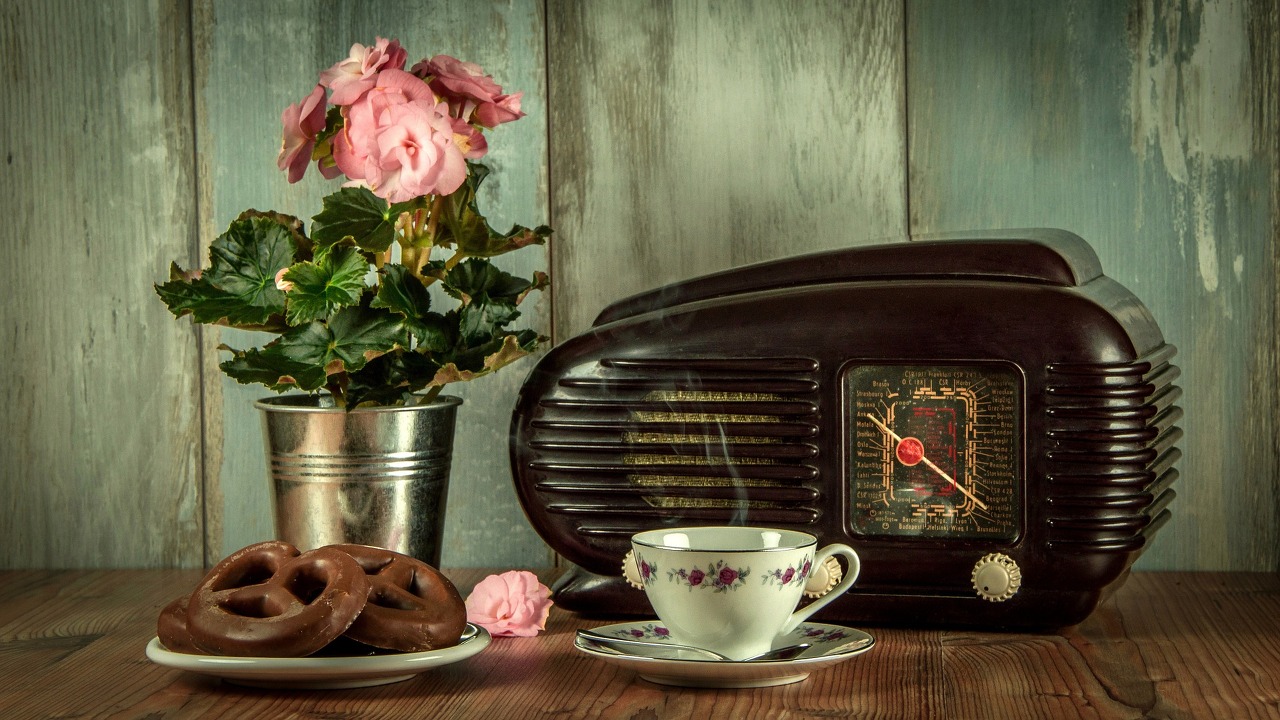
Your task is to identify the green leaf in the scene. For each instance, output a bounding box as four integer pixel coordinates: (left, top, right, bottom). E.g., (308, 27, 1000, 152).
(321, 304, 412, 372)
(219, 305, 411, 391)
(154, 215, 298, 328)
(372, 264, 430, 324)
(311, 186, 423, 253)
(435, 161, 552, 257)
(219, 343, 326, 391)
(344, 350, 441, 407)
(414, 310, 458, 353)
(155, 265, 256, 326)
(429, 332, 541, 386)
(458, 301, 520, 345)
(235, 209, 312, 260)
(440, 258, 532, 344)
(453, 328, 540, 371)
(442, 258, 533, 304)
(314, 105, 344, 148)
(282, 245, 369, 325)
(372, 265, 456, 350)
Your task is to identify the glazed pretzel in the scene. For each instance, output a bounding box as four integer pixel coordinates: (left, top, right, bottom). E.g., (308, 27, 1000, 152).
(331, 544, 468, 652)
(184, 541, 371, 657)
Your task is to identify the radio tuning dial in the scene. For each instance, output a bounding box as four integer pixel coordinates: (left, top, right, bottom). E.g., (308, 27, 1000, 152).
(972, 553, 1021, 602)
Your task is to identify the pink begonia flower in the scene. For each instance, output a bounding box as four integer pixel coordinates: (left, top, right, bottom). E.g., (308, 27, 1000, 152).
(273, 268, 293, 292)
(473, 91, 524, 129)
(450, 116, 488, 159)
(464, 570, 553, 638)
(320, 37, 408, 106)
(332, 69, 467, 201)
(277, 84, 328, 183)
(412, 54, 526, 128)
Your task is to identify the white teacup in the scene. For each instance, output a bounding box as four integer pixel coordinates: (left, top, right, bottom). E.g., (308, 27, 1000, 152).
(631, 526, 860, 661)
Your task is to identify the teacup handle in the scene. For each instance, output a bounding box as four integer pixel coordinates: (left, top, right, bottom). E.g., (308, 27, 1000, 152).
(781, 544, 860, 635)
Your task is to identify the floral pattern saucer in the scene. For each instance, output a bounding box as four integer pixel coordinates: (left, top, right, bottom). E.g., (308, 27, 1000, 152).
(573, 621, 874, 688)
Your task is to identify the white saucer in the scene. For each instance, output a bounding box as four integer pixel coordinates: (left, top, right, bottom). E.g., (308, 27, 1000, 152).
(573, 621, 874, 688)
(145, 623, 490, 689)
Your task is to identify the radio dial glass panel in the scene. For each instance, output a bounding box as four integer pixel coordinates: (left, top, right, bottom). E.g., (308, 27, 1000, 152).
(843, 363, 1023, 542)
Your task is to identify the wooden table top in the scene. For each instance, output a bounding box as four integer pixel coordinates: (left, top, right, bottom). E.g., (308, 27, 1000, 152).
(1, 569, 1277, 719)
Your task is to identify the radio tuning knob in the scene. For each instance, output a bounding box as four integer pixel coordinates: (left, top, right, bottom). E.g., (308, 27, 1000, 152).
(622, 550, 645, 589)
(971, 553, 1022, 602)
(804, 556, 844, 598)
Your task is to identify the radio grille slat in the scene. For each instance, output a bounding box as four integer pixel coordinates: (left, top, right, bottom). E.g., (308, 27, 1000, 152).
(529, 440, 818, 459)
(601, 357, 819, 373)
(528, 419, 820, 437)
(558, 378, 820, 394)
(529, 460, 818, 482)
(539, 399, 818, 415)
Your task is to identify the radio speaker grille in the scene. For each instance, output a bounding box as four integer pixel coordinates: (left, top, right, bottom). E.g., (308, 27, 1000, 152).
(1043, 343, 1182, 550)
(525, 357, 823, 547)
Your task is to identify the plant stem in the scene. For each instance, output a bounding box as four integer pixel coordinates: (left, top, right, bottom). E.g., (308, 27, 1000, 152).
(328, 372, 350, 407)
(421, 384, 443, 404)
(403, 245, 422, 277)
(425, 194, 442, 240)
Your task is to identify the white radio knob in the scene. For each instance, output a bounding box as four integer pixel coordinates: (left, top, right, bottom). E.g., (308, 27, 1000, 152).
(972, 553, 1021, 602)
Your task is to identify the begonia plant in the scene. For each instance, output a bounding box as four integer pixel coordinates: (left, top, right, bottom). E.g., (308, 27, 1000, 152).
(157, 38, 550, 408)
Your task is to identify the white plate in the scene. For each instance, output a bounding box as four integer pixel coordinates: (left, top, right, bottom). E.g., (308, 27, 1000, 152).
(146, 623, 490, 689)
(574, 621, 874, 688)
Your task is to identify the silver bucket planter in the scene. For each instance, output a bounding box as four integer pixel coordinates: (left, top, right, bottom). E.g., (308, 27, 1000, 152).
(255, 394, 462, 566)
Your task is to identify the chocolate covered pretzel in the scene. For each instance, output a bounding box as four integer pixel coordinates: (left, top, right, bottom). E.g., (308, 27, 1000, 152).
(183, 541, 371, 657)
(156, 594, 203, 654)
(331, 544, 467, 652)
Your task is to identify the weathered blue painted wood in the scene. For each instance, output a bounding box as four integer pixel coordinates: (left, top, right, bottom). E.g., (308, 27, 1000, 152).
(0, 0, 204, 568)
(906, 0, 1279, 570)
(546, 0, 909, 339)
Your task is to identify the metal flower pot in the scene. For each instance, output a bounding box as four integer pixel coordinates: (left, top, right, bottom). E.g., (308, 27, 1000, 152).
(256, 394, 462, 566)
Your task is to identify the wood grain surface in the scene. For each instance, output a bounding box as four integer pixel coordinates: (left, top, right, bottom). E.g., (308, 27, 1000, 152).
(1, 0, 1276, 572)
(0, 569, 1277, 718)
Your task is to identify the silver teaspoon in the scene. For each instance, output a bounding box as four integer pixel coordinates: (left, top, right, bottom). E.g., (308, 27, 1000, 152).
(576, 629, 811, 662)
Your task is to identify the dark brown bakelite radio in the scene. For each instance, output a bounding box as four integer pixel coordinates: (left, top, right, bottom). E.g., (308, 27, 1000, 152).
(510, 230, 1181, 630)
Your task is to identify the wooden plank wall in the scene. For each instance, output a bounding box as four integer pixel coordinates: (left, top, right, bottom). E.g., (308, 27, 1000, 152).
(547, 0, 907, 337)
(0, 1, 205, 568)
(1, 0, 1275, 572)
(906, 0, 1279, 569)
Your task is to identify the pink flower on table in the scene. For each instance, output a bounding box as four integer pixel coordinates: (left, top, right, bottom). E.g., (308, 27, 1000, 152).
(465, 570, 553, 638)
(320, 37, 408, 105)
(332, 69, 466, 201)
(412, 54, 526, 128)
(277, 84, 328, 183)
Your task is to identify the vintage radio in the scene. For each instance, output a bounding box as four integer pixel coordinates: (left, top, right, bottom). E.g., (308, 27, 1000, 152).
(509, 230, 1181, 629)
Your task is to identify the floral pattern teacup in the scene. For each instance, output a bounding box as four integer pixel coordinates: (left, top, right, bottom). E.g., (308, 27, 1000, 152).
(631, 527, 860, 661)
